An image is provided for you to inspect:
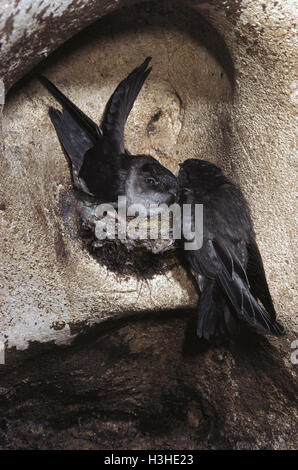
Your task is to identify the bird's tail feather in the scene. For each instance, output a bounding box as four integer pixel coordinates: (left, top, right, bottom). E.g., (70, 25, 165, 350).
(102, 57, 152, 154)
(197, 282, 239, 340)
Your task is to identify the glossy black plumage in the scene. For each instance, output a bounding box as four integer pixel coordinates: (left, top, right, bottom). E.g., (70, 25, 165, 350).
(38, 58, 177, 208)
(178, 159, 284, 340)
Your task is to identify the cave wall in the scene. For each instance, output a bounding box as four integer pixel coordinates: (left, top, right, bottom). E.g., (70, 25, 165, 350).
(0, 0, 297, 450)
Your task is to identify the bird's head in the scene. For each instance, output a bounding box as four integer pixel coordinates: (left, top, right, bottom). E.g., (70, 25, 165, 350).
(177, 159, 204, 188)
(178, 159, 223, 193)
(126, 155, 178, 210)
(176, 159, 199, 202)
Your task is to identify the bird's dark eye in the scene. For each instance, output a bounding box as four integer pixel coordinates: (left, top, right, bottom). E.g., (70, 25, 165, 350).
(145, 177, 158, 187)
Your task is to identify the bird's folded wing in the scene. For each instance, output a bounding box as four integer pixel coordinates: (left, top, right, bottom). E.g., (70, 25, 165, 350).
(101, 57, 152, 155)
(195, 238, 284, 336)
(246, 238, 277, 320)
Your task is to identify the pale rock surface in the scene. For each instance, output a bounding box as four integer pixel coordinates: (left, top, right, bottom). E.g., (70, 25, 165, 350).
(0, 0, 296, 450)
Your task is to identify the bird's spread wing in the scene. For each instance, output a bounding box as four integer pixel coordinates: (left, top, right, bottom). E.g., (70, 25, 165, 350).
(38, 74, 102, 144)
(101, 57, 152, 155)
(47, 107, 94, 183)
(39, 57, 151, 191)
(193, 237, 284, 336)
(38, 75, 103, 185)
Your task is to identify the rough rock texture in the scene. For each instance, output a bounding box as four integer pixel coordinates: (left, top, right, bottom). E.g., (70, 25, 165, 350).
(0, 0, 297, 450)
(0, 0, 139, 91)
(0, 316, 297, 450)
(1, 1, 234, 349)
